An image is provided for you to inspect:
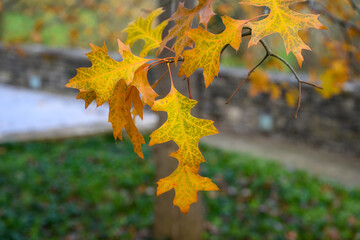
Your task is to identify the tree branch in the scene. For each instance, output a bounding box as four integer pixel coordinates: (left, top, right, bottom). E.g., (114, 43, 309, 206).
(226, 52, 269, 104)
(227, 27, 322, 119)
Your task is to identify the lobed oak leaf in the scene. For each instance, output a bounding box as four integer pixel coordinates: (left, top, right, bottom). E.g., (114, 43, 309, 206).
(66, 41, 148, 106)
(157, 165, 219, 214)
(123, 8, 169, 57)
(240, 0, 326, 66)
(149, 84, 218, 171)
(159, 0, 215, 62)
(179, 16, 247, 87)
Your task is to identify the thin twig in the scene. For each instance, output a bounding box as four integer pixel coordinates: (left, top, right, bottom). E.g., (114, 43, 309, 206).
(186, 77, 192, 99)
(296, 82, 302, 119)
(151, 68, 169, 89)
(259, 39, 317, 118)
(226, 53, 269, 104)
(167, 63, 174, 85)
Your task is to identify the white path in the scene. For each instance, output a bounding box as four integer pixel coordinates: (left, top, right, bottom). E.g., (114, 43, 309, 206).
(0, 84, 359, 188)
(0, 84, 157, 142)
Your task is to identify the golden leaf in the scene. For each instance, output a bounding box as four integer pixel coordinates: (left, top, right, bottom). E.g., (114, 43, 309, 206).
(149, 84, 218, 213)
(149, 84, 218, 170)
(179, 16, 247, 87)
(240, 0, 325, 66)
(66, 41, 148, 106)
(157, 165, 219, 214)
(123, 8, 169, 57)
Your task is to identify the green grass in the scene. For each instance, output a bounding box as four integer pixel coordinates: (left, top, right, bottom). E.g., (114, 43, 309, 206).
(0, 135, 359, 239)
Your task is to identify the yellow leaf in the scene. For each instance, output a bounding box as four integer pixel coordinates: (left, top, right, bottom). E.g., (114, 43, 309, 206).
(149, 84, 218, 212)
(157, 165, 219, 214)
(123, 8, 169, 57)
(149, 84, 218, 170)
(66, 41, 148, 106)
(76, 90, 96, 109)
(240, 0, 325, 66)
(159, 0, 215, 62)
(179, 16, 247, 87)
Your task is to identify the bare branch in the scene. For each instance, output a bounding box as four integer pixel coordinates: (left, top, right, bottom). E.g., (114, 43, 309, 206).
(226, 53, 269, 104)
(186, 77, 192, 99)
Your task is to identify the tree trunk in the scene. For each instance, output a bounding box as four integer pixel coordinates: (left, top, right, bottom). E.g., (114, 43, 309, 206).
(153, 1, 204, 240)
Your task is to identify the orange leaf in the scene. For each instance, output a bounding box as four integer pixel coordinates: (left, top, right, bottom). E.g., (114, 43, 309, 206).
(132, 64, 158, 107)
(108, 80, 129, 141)
(109, 80, 145, 158)
(240, 0, 326, 66)
(126, 86, 144, 120)
(179, 16, 247, 87)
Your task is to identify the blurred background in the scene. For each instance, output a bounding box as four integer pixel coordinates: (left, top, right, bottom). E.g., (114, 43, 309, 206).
(0, 0, 359, 239)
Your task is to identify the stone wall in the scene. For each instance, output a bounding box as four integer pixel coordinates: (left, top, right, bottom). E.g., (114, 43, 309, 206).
(1, 44, 359, 156)
(192, 67, 360, 157)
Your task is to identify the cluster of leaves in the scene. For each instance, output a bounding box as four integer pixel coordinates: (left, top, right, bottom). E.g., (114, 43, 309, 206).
(214, 0, 360, 99)
(1, 136, 359, 239)
(66, 0, 327, 213)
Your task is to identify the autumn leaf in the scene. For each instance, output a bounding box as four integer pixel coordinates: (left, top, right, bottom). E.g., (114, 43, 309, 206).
(179, 16, 247, 87)
(149, 83, 218, 213)
(76, 90, 96, 109)
(157, 165, 219, 214)
(66, 41, 148, 106)
(159, 0, 215, 62)
(109, 80, 129, 141)
(123, 8, 169, 57)
(109, 79, 145, 158)
(240, 0, 325, 66)
(149, 84, 218, 170)
(126, 86, 144, 119)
